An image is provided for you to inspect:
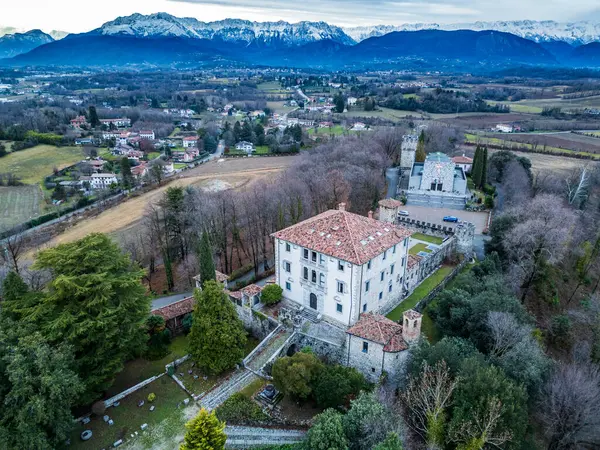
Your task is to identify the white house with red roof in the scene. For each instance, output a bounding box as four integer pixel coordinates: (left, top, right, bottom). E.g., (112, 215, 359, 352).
(182, 136, 199, 148)
(345, 310, 422, 382)
(271, 203, 412, 328)
(451, 154, 473, 174)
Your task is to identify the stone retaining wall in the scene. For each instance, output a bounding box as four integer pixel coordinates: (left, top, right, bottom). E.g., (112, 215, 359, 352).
(234, 304, 279, 340)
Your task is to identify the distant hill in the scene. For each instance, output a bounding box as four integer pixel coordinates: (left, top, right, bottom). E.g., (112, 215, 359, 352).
(0, 29, 54, 59)
(570, 42, 600, 65)
(539, 40, 576, 61)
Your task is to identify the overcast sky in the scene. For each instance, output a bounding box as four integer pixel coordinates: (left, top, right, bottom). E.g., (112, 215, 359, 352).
(3, 0, 600, 33)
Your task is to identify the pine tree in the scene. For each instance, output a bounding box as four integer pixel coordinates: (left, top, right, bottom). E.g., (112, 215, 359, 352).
(188, 281, 247, 375)
(197, 231, 216, 287)
(180, 408, 226, 450)
(415, 130, 426, 162)
(88, 106, 99, 128)
(120, 157, 133, 189)
(1, 271, 28, 304)
(480, 146, 488, 189)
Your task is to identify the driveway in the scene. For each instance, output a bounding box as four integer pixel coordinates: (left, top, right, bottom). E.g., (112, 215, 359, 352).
(399, 204, 489, 234)
(151, 291, 193, 311)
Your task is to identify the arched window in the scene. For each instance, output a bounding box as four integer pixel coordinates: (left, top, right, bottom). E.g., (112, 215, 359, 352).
(309, 293, 317, 310)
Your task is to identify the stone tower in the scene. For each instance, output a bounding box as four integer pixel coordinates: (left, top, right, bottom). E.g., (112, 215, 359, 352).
(378, 198, 402, 224)
(402, 309, 422, 343)
(455, 222, 475, 257)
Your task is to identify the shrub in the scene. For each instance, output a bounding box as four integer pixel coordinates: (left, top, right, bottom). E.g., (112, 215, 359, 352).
(261, 284, 283, 305)
(148, 393, 156, 403)
(313, 365, 369, 409)
(215, 393, 269, 425)
(272, 352, 324, 400)
(91, 401, 106, 416)
(484, 195, 494, 209)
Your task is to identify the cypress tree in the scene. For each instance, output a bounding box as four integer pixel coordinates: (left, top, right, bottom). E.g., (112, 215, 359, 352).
(480, 146, 489, 189)
(198, 231, 216, 287)
(415, 130, 426, 162)
(120, 157, 133, 189)
(188, 281, 247, 375)
(471, 146, 483, 189)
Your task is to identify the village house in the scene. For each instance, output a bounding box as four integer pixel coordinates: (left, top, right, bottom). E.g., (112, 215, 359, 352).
(90, 173, 118, 190)
(352, 122, 367, 131)
(139, 130, 155, 140)
(152, 297, 194, 334)
(235, 141, 255, 154)
(182, 136, 198, 148)
(70, 116, 88, 128)
(102, 130, 122, 140)
(345, 310, 422, 382)
(451, 154, 474, 174)
(495, 124, 514, 133)
(100, 117, 131, 128)
(131, 162, 148, 178)
(172, 148, 199, 162)
(347, 96, 358, 106)
(271, 203, 413, 328)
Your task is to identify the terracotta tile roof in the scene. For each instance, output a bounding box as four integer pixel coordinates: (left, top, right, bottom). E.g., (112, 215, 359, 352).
(241, 284, 262, 296)
(153, 297, 194, 321)
(225, 289, 242, 300)
(452, 155, 473, 164)
(347, 313, 408, 353)
(407, 254, 422, 270)
(404, 309, 423, 320)
(215, 271, 229, 283)
(378, 198, 403, 209)
(272, 209, 412, 266)
(183, 136, 198, 141)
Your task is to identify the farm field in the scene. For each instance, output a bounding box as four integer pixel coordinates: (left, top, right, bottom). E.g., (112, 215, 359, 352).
(308, 125, 347, 136)
(0, 144, 83, 184)
(0, 185, 42, 229)
(341, 107, 420, 121)
(439, 113, 537, 128)
(266, 101, 295, 114)
(486, 100, 543, 114)
(487, 148, 598, 175)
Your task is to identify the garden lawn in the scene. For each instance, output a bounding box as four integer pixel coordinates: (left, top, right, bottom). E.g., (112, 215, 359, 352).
(386, 265, 454, 322)
(409, 243, 432, 255)
(0, 185, 42, 229)
(411, 233, 443, 245)
(173, 163, 188, 169)
(105, 335, 189, 397)
(0, 144, 83, 185)
(69, 376, 189, 450)
(255, 146, 270, 154)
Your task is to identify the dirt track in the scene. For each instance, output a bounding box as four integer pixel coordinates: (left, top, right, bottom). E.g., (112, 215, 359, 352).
(36, 156, 296, 250)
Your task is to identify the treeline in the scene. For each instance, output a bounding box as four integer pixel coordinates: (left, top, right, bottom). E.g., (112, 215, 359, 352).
(382, 88, 509, 114)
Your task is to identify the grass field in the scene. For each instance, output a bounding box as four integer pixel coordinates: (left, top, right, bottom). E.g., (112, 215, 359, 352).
(411, 233, 444, 245)
(0, 144, 83, 184)
(386, 265, 454, 322)
(410, 243, 433, 255)
(308, 125, 347, 136)
(266, 101, 296, 114)
(486, 100, 543, 114)
(0, 185, 42, 229)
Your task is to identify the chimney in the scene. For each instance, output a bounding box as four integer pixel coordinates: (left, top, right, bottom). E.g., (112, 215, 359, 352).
(368, 210, 373, 219)
(338, 203, 346, 212)
(402, 309, 423, 343)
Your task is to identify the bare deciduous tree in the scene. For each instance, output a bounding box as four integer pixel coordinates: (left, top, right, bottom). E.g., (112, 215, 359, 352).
(450, 397, 512, 449)
(487, 311, 530, 358)
(0, 228, 29, 274)
(539, 363, 600, 450)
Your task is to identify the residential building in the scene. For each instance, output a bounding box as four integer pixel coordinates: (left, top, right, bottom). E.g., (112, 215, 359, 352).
(347, 96, 358, 106)
(345, 310, 422, 382)
(495, 124, 514, 133)
(182, 136, 198, 148)
(90, 173, 118, 190)
(139, 130, 155, 140)
(102, 130, 122, 140)
(235, 141, 255, 154)
(100, 117, 131, 128)
(352, 122, 367, 131)
(70, 116, 88, 128)
(451, 154, 473, 174)
(131, 163, 148, 178)
(272, 203, 412, 328)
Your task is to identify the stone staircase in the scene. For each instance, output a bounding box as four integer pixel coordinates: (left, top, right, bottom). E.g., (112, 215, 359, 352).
(244, 327, 293, 374)
(198, 369, 259, 411)
(225, 426, 306, 448)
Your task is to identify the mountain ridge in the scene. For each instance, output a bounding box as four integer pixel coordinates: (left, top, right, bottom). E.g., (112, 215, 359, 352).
(0, 29, 54, 59)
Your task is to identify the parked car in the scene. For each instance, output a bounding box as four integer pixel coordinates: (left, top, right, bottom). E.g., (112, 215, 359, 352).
(443, 216, 459, 223)
(399, 210, 410, 216)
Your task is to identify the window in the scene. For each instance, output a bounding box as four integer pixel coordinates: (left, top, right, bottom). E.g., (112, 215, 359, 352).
(380, 271, 385, 282)
(336, 303, 343, 313)
(393, 244, 397, 254)
(311, 270, 317, 283)
(367, 260, 372, 270)
(338, 260, 344, 271)
(362, 342, 369, 353)
(311, 251, 317, 263)
(320, 254, 325, 265)
(303, 267, 309, 280)
(320, 273, 325, 286)
(365, 280, 370, 292)
(379, 291, 383, 300)
(390, 264, 395, 275)
(401, 257, 406, 267)
(404, 238, 408, 247)
(337, 281, 344, 294)
(284, 261, 291, 273)
(363, 303, 367, 312)
(388, 283, 392, 293)
(303, 248, 309, 259)
(285, 242, 291, 252)
(383, 250, 387, 261)
(285, 282, 291, 291)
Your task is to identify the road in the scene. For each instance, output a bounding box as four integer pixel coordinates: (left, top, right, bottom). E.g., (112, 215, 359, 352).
(151, 292, 193, 311)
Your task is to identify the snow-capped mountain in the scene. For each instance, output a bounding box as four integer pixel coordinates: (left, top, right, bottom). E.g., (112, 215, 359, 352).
(89, 13, 355, 47)
(344, 21, 600, 45)
(0, 29, 54, 59)
(0, 26, 20, 38)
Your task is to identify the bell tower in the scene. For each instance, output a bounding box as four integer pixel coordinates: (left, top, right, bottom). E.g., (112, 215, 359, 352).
(402, 309, 422, 343)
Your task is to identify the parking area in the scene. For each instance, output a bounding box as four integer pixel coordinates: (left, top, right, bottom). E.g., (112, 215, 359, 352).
(398, 205, 489, 234)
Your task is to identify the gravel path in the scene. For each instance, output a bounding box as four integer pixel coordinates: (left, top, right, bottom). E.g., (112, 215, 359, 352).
(225, 426, 306, 448)
(198, 369, 259, 411)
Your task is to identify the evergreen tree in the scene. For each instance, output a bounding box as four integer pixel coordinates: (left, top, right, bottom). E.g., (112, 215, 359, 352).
(254, 123, 266, 146)
(9, 234, 150, 404)
(1, 271, 28, 304)
(240, 121, 253, 143)
(188, 281, 247, 375)
(471, 145, 483, 189)
(334, 93, 345, 113)
(180, 408, 226, 450)
(197, 231, 216, 287)
(306, 408, 349, 450)
(480, 146, 488, 189)
(203, 135, 217, 153)
(374, 433, 403, 450)
(233, 121, 242, 143)
(88, 106, 99, 128)
(120, 157, 133, 189)
(415, 130, 426, 162)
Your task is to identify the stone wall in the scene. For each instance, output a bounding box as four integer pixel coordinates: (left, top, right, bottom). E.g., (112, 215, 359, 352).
(234, 304, 279, 340)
